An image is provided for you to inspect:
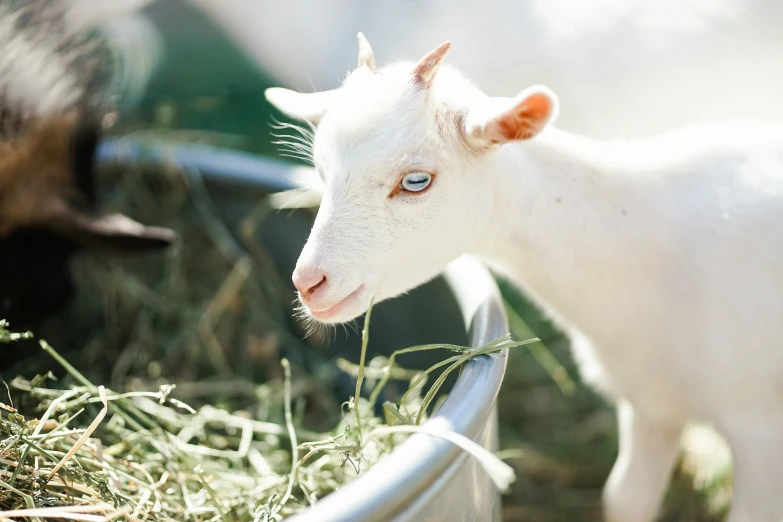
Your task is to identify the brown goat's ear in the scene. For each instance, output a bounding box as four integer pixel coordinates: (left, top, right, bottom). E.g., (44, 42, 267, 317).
(54, 210, 177, 251)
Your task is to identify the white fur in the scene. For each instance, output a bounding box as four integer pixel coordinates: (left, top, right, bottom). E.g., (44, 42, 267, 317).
(0, 7, 82, 117)
(62, 0, 162, 106)
(0, 0, 160, 118)
(267, 45, 783, 522)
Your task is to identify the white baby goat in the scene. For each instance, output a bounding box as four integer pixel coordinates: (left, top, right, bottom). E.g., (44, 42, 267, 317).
(266, 35, 783, 522)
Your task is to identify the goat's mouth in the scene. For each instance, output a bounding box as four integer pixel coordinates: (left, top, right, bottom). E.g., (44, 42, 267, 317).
(305, 285, 366, 323)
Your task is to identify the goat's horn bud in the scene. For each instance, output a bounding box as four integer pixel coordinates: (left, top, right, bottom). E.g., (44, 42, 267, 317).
(357, 32, 376, 72)
(412, 41, 451, 88)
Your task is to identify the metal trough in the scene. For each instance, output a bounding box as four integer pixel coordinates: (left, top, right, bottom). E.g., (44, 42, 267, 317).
(97, 138, 511, 522)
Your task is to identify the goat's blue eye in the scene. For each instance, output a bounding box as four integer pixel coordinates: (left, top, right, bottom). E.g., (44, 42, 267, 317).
(401, 172, 433, 193)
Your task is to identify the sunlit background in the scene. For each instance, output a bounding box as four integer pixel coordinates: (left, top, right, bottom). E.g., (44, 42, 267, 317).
(6, 0, 783, 519)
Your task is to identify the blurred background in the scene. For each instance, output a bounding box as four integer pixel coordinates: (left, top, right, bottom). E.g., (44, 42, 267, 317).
(7, 0, 783, 519)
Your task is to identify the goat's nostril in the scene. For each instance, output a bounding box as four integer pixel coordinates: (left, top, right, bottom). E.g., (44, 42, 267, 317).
(293, 270, 328, 298)
(307, 276, 327, 297)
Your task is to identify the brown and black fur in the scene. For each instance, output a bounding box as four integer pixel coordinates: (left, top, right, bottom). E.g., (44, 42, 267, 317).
(0, 0, 175, 329)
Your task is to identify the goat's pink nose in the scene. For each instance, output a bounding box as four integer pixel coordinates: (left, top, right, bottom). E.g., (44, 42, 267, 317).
(293, 268, 327, 298)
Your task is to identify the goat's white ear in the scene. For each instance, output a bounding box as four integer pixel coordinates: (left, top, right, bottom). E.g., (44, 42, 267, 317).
(465, 86, 559, 147)
(357, 32, 376, 72)
(264, 87, 339, 125)
(412, 41, 451, 88)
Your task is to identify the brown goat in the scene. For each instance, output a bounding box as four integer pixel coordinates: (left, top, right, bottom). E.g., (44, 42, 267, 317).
(0, 0, 175, 327)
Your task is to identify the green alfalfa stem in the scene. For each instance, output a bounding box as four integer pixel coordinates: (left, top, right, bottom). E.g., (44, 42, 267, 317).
(353, 296, 374, 445)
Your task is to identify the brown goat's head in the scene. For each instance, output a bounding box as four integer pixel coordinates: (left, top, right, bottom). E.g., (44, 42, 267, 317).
(0, 1, 176, 328)
(0, 110, 177, 328)
(0, 111, 175, 248)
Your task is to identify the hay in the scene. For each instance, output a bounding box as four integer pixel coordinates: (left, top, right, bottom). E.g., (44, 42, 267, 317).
(0, 316, 529, 521)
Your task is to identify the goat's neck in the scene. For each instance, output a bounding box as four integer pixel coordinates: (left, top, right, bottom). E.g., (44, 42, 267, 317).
(473, 128, 644, 331)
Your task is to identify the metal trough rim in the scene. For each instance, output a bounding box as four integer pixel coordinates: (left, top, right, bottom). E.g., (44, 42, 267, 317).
(97, 138, 510, 522)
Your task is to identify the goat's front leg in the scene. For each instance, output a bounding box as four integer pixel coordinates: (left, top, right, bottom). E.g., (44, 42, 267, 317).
(602, 400, 685, 522)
